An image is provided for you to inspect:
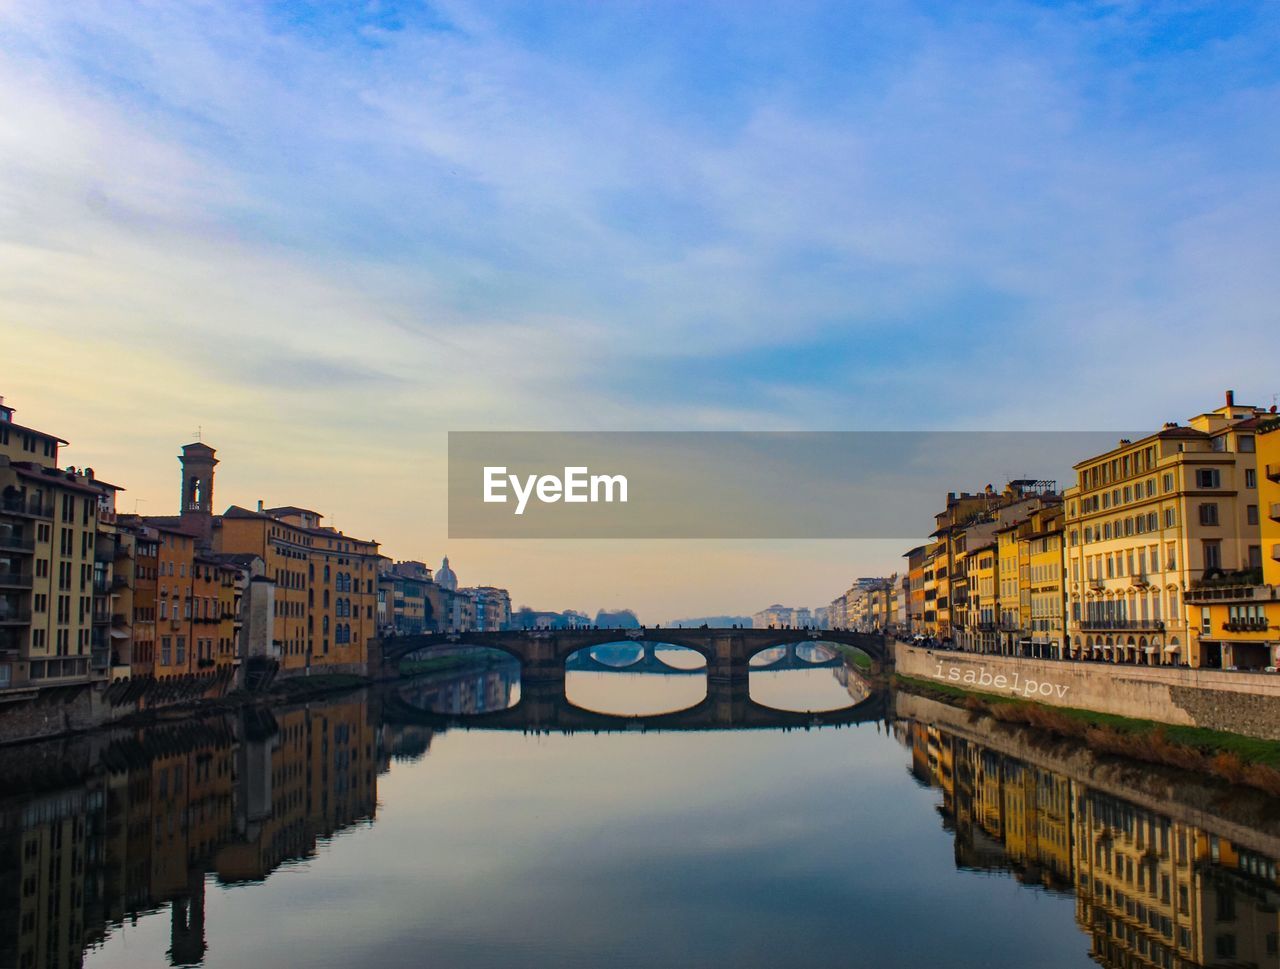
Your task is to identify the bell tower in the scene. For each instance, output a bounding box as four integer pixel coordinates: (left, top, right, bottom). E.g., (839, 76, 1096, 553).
(179, 442, 218, 546)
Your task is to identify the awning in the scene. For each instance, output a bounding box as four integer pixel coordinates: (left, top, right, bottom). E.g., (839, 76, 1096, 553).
(109, 628, 129, 639)
(1163, 643, 1181, 653)
(1143, 646, 1155, 654)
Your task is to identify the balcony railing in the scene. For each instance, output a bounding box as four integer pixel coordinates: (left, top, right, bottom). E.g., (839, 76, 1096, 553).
(0, 608, 32, 625)
(0, 572, 32, 589)
(0, 534, 34, 553)
(1267, 464, 1280, 483)
(0, 495, 52, 517)
(1271, 503, 1280, 522)
(1223, 618, 1270, 632)
(1079, 619, 1165, 631)
(90, 648, 111, 671)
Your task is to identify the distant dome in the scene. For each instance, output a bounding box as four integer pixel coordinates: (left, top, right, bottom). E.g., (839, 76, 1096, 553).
(436, 555, 458, 591)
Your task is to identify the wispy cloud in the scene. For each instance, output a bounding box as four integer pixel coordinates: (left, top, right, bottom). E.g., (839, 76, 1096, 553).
(2, 0, 1278, 610)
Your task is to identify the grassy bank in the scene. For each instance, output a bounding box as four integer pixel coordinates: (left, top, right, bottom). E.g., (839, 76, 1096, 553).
(895, 673, 1280, 796)
(269, 673, 369, 698)
(833, 644, 873, 671)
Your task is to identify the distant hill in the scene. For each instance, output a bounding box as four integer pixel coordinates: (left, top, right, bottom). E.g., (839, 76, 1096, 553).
(666, 615, 752, 628)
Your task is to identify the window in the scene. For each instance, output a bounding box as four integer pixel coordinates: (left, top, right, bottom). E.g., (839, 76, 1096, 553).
(1247, 505, 1259, 525)
(1196, 468, 1221, 489)
(1200, 503, 1219, 526)
(1198, 540, 1218, 570)
(1162, 473, 1174, 492)
(1246, 468, 1257, 488)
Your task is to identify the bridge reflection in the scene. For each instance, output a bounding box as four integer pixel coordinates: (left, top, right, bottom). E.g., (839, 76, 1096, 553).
(388, 664, 887, 732)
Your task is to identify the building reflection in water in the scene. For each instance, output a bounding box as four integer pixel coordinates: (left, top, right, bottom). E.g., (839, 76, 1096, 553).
(901, 717, 1280, 969)
(0, 696, 380, 969)
(4, 663, 1280, 969)
(395, 659, 520, 717)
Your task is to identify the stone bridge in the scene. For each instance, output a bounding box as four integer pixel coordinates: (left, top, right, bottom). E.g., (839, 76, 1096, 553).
(379, 627, 887, 688)
(381, 677, 890, 734)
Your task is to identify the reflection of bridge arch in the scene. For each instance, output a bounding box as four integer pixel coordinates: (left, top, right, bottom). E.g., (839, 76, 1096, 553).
(748, 642, 841, 672)
(382, 676, 888, 733)
(565, 641, 707, 675)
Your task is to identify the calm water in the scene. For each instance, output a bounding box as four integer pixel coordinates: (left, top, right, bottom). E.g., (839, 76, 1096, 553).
(3, 656, 1279, 969)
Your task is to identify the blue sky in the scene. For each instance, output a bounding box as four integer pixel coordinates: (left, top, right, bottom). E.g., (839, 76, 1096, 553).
(2, 1, 1278, 614)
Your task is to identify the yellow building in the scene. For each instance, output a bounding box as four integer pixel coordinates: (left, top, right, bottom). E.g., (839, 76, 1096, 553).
(216, 505, 379, 672)
(1263, 417, 1280, 585)
(967, 540, 999, 653)
(0, 394, 122, 693)
(1183, 414, 1280, 670)
(1024, 503, 1066, 659)
(1064, 392, 1267, 668)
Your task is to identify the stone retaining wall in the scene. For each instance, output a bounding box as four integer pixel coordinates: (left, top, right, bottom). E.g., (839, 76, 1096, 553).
(895, 641, 1280, 740)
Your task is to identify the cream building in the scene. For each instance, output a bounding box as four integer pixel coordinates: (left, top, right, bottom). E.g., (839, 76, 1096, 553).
(1064, 392, 1266, 668)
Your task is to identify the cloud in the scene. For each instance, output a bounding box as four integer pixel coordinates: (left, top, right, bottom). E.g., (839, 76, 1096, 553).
(2, 0, 1279, 611)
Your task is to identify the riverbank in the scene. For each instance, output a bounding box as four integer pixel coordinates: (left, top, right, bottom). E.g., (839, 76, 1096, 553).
(895, 640, 1280, 740)
(894, 672, 1280, 796)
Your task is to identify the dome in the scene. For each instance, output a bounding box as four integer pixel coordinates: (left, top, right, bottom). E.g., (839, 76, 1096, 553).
(436, 555, 458, 591)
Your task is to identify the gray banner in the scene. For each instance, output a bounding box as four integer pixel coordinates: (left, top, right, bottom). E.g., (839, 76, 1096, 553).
(448, 431, 1135, 539)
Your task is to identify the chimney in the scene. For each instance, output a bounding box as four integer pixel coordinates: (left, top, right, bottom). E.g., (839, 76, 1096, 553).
(257, 499, 264, 512)
(1226, 389, 1235, 407)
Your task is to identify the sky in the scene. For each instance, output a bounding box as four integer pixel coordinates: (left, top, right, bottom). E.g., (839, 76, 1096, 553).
(2, 1, 1279, 620)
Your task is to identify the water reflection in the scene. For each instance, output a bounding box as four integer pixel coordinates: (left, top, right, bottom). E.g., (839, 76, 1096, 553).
(565, 670, 708, 716)
(398, 659, 522, 715)
(899, 693, 1280, 969)
(748, 667, 863, 712)
(1, 663, 1277, 969)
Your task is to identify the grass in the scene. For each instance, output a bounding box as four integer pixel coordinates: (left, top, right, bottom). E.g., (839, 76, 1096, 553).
(833, 644, 873, 671)
(894, 673, 1280, 795)
(270, 673, 368, 697)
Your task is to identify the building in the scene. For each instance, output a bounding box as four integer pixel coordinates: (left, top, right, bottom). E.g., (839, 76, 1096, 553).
(467, 585, 512, 632)
(215, 504, 379, 673)
(144, 442, 380, 675)
(1064, 392, 1267, 668)
(1183, 412, 1280, 670)
(903, 545, 929, 636)
(752, 604, 796, 629)
(384, 560, 435, 635)
(0, 395, 124, 694)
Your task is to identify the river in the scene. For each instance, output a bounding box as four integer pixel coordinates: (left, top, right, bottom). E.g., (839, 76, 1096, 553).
(2, 653, 1277, 969)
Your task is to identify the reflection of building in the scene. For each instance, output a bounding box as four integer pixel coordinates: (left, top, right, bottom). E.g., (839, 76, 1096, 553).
(905, 718, 1280, 968)
(0, 694, 379, 969)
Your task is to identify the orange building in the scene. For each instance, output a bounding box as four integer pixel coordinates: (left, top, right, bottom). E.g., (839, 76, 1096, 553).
(214, 505, 379, 672)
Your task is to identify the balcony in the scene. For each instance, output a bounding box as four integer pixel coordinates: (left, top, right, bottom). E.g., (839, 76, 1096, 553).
(0, 494, 52, 518)
(1272, 503, 1280, 522)
(0, 572, 32, 589)
(1079, 619, 1165, 632)
(1223, 618, 1270, 632)
(0, 534, 34, 553)
(0, 608, 32, 625)
(1132, 574, 1150, 588)
(92, 575, 110, 594)
(112, 574, 129, 590)
(90, 648, 111, 671)
(1267, 464, 1280, 483)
